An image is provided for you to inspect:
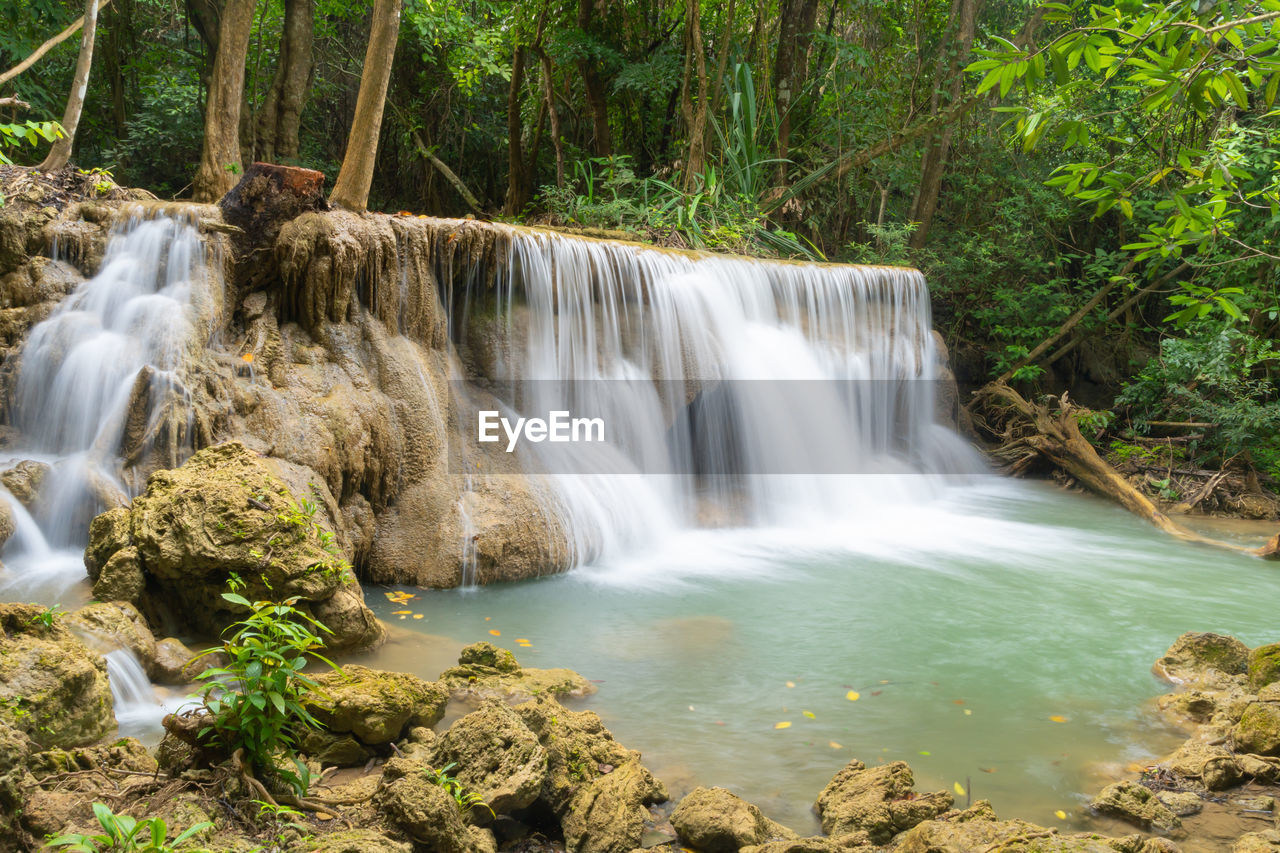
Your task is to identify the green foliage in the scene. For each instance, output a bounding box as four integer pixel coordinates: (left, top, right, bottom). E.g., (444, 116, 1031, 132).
(194, 583, 336, 795)
(107, 81, 204, 198)
(249, 800, 310, 851)
(27, 603, 63, 628)
(1118, 325, 1280, 477)
(44, 802, 211, 852)
(0, 119, 62, 169)
(270, 494, 354, 583)
(427, 762, 494, 816)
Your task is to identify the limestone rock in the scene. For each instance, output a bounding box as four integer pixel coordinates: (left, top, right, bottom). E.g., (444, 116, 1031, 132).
(66, 601, 156, 670)
(91, 546, 145, 604)
(0, 720, 34, 774)
(0, 500, 12, 549)
(1249, 644, 1280, 691)
(740, 835, 873, 853)
(1163, 740, 1243, 790)
(1233, 830, 1280, 853)
(431, 699, 548, 817)
(286, 829, 411, 853)
(1234, 702, 1280, 757)
(1239, 753, 1280, 783)
(84, 441, 384, 653)
(1090, 781, 1181, 833)
(561, 759, 668, 853)
(815, 760, 953, 844)
(1156, 791, 1203, 817)
(306, 665, 447, 746)
(893, 801, 1126, 852)
(375, 757, 476, 853)
(440, 642, 595, 702)
(0, 459, 49, 508)
(1155, 633, 1250, 686)
(151, 637, 204, 684)
(670, 786, 797, 852)
(298, 729, 371, 767)
(0, 603, 113, 748)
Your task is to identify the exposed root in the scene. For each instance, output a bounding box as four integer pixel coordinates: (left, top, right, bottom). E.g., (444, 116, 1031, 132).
(970, 381, 1279, 559)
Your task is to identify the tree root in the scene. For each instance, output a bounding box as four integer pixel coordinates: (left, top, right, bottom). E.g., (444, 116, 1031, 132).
(969, 381, 1279, 559)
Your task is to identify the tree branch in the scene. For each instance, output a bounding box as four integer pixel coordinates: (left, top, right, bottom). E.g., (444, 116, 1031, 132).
(0, 96, 32, 110)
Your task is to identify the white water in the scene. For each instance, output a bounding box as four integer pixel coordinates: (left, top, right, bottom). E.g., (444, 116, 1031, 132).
(468, 231, 986, 568)
(1, 209, 213, 733)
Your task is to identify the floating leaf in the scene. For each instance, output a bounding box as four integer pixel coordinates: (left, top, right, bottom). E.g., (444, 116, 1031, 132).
(774, 721, 791, 729)
(871, 690, 882, 696)
(829, 741, 843, 749)
(953, 782, 966, 796)
(786, 681, 795, 688)
(964, 709, 972, 716)
(391, 610, 412, 615)
(488, 629, 501, 636)
(918, 750, 931, 756)
(1054, 810, 1067, 820)
(412, 614, 424, 620)
(1049, 715, 1067, 723)
(484, 616, 491, 621)
(846, 691, 860, 702)
(980, 767, 997, 773)
(803, 710, 816, 719)
(953, 699, 965, 705)
(689, 705, 696, 711)
(516, 638, 530, 644)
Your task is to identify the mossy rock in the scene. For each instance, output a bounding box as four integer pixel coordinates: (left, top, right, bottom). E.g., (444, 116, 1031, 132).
(305, 665, 447, 745)
(1248, 643, 1280, 690)
(0, 603, 114, 749)
(440, 643, 594, 702)
(671, 786, 797, 853)
(815, 760, 952, 844)
(1090, 781, 1180, 834)
(1155, 632, 1250, 684)
(431, 699, 548, 818)
(65, 601, 156, 670)
(1234, 702, 1280, 757)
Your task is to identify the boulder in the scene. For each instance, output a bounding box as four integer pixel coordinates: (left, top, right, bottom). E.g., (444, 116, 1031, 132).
(305, 665, 447, 746)
(0, 500, 13, 549)
(670, 786, 797, 852)
(1234, 702, 1280, 756)
(892, 801, 1128, 853)
(815, 760, 953, 844)
(65, 601, 156, 671)
(298, 729, 370, 768)
(0, 603, 114, 749)
(1090, 781, 1181, 833)
(1233, 831, 1280, 853)
(151, 637, 209, 684)
(1155, 791, 1202, 817)
(1249, 644, 1280, 691)
(286, 829, 411, 853)
(375, 757, 480, 853)
(1155, 633, 1250, 686)
(1162, 740, 1243, 790)
(560, 760, 668, 853)
(1239, 753, 1280, 783)
(84, 441, 384, 653)
(440, 642, 595, 702)
(431, 699, 548, 817)
(0, 459, 49, 508)
(0, 720, 34, 774)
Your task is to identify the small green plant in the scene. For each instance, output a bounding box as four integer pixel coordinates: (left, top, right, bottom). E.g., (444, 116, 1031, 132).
(194, 587, 336, 795)
(76, 166, 117, 195)
(28, 604, 63, 629)
(248, 800, 310, 851)
(428, 762, 494, 816)
(44, 802, 211, 852)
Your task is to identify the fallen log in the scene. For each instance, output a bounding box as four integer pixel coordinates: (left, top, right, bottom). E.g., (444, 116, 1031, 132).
(969, 381, 1279, 559)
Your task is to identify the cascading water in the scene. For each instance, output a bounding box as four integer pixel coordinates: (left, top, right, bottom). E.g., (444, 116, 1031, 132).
(1, 208, 210, 604)
(461, 229, 986, 569)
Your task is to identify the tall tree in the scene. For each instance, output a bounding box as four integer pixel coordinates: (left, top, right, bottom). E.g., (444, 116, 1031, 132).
(38, 0, 102, 170)
(255, 0, 314, 161)
(192, 0, 255, 201)
(576, 0, 612, 157)
(680, 0, 709, 187)
(503, 43, 530, 215)
(772, 0, 819, 172)
(329, 0, 403, 211)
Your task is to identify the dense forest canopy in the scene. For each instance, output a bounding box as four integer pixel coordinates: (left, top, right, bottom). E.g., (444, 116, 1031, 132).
(1, 0, 1278, 486)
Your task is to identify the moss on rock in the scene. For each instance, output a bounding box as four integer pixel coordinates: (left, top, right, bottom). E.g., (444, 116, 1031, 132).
(305, 664, 447, 746)
(1234, 702, 1280, 757)
(431, 699, 548, 818)
(1155, 632, 1251, 685)
(670, 786, 797, 853)
(440, 642, 594, 702)
(814, 759, 952, 844)
(1248, 643, 1280, 691)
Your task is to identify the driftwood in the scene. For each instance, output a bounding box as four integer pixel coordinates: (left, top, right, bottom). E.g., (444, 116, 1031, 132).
(970, 381, 1279, 559)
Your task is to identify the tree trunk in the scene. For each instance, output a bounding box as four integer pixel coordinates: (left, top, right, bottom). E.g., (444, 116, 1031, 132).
(329, 0, 402, 212)
(907, 0, 980, 248)
(536, 48, 565, 189)
(772, 0, 819, 172)
(681, 0, 709, 187)
(503, 45, 530, 215)
(192, 0, 255, 202)
(39, 0, 102, 170)
(255, 0, 314, 161)
(576, 0, 612, 158)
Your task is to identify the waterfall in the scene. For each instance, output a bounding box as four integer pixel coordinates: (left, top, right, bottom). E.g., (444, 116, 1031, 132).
(1, 207, 212, 604)
(457, 228, 986, 567)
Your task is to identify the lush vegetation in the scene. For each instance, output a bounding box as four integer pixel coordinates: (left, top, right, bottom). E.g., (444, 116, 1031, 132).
(1, 0, 1277, 485)
(44, 803, 211, 852)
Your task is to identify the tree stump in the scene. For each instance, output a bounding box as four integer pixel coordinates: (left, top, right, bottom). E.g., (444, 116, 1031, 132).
(219, 162, 327, 247)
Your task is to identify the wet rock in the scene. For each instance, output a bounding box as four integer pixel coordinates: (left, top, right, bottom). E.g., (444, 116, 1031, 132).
(1156, 791, 1203, 817)
(84, 441, 384, 653)
(0, 500, 12, 549)
(1249, 644, 1280, 691)
(298, 729, 371, 768)
(90, 546, 145, 604)
(431, 699, 548, 817)
(893, 801, 1135, 852)
(0, 720, 34, 774)
(1234, 702, 1280, 756)
(306, 665, 447, 746)
(151, 637, 204, 684)
(440, 642, 595, 702)
(375, 756, 477, 853)
(1233, 830, 1280, 852)
(1239, 753, 1280, 783)
(1163, 740, 1243, 790)
(0, 603, 113, 749)
(286, 829, 411, 853)
(815, 759, 953, 844)
(670, 786, 797, 852)
(561, 759, 668, 853)
(0, 459, 49, 508)
(1090, 781, 1181, 833)
(1155, 633, 1250, 686)
(66, 601, 156, 670)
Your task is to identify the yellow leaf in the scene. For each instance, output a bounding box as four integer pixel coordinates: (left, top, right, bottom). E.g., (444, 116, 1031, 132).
(391, 610, 411, 615)
(786, 681, 795, 688)
(242, 352, 255, 363)
(1049, 715, 1067, 723)
(774, 721, 791, 729)
(412, 614, 424, 620)
(828, 741, 843, 749)
(953, 782, 966, 796)
(315, 812, 332, 821)
(488, 629, 501, 636)
(846, 691, 860, 701)
(484, 616, 491, 621)
(516, 638, 530, 643)
(802, 710, 816, 719)
(1054, 810, 1067, 820)
(964, 709, 972, 716)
